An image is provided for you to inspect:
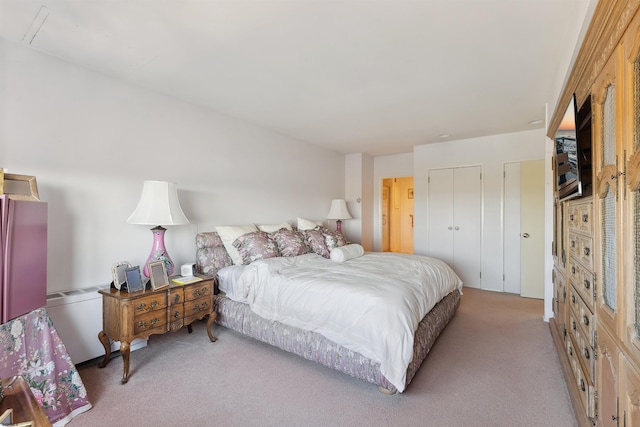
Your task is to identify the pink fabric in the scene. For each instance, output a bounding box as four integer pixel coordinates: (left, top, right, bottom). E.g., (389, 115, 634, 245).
(0, 308, 92, 426)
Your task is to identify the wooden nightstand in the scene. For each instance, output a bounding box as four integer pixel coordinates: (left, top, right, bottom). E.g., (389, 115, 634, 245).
(97, 276, 217, 384)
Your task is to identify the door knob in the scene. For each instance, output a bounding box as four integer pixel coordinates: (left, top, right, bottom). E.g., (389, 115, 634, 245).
(522, 233, 530, 238)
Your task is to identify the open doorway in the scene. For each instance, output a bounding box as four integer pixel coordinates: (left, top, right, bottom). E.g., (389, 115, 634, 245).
(381, 177, 414, 253)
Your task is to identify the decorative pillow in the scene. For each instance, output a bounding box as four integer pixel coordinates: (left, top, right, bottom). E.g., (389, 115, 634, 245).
(233, 231, 280, 265)
(303, 228, 330, 258)
(330, 244, 365, 262)
(297, 217, 324, 231)
(216, 224, 258, 265)
(257, 221, 293, 233)
(322, 227, 348, 251)
(271, 228, 310, 257)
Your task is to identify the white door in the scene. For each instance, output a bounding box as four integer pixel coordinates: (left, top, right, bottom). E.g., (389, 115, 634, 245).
(503, 162, 522, 294)
(428, 169, 454, 267)
(519, 160, 545, 299)
(503, 160, 545, 298)
(428, 166, 482, 288)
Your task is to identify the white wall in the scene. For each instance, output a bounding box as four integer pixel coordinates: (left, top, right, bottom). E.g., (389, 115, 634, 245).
(344, 153, 373, 250)
(0, 40, 345, 293)
(413, 129, 546, 291)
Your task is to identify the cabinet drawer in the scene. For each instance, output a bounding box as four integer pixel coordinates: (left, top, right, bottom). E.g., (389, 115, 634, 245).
(134, 310, 167, 335)
(567, 333, 596, 419)
(567, 200, 593, 235)
(569, 313, 595, 383)
(170, 288, 184, 305)
(568, 232, 593, 271)
(168, 304, 184, 332)
(184, 295, 212, 320)
(132, 294, 167, 315)
(567, 257, 595, 309)
(184, 282, 213, 302)
(568, 286, 595, 346)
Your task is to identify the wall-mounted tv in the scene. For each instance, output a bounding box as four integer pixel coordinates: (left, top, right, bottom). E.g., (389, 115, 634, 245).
(555, 93, 592, 201)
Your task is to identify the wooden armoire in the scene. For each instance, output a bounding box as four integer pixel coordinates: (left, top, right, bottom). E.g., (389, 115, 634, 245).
(550, 1, 640, 425)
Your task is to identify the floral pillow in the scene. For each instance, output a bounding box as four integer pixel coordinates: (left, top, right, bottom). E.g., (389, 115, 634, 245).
(233, 231, 280, 265)
(303, 228, 330, 258)
(321, 227, 348, 251)
(271, 229, 310, 257)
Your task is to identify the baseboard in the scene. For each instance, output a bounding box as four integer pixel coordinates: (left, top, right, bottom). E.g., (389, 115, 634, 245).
(548, 319, 594, 427)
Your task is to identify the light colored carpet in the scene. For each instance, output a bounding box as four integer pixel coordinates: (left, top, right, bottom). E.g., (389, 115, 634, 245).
(71, 288, 577, 426)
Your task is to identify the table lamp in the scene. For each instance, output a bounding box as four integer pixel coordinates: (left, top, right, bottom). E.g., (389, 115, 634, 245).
(326, 199, 352, 233)
(127, 180, 189, 277)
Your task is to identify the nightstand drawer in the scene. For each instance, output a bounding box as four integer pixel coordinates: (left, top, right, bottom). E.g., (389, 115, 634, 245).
(134, 310, 167, 335)
(184, 295, 211, 320)
(184, 282, 212, 301)
(133, 294, 167, 315)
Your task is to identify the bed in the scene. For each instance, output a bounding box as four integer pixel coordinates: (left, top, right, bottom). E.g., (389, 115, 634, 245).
(195, 228, 462, 394)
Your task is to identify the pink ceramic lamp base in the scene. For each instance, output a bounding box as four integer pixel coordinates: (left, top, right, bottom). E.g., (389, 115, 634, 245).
(143, 226, 175, 277)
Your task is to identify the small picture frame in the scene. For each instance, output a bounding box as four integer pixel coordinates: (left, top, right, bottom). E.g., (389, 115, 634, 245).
(0, 173, 40, 201)
(408, 188, 414, 199)
(148, 260, 169, 290)
(111, 261, 133, 290)
(124, 266, 145, 292)
(0, 409, 12, 425)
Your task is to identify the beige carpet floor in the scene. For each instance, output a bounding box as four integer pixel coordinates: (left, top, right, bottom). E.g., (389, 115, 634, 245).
(71, 288, 577, 426)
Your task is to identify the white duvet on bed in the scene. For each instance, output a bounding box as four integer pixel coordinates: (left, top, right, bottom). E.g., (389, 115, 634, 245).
(235, 252, 462, 392)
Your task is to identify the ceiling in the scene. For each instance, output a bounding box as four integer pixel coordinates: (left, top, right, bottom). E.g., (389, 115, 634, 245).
(0, 0, 594, 156)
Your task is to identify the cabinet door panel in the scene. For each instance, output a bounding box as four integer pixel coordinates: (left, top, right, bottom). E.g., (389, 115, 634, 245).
(623, 359, 640, 427)
(593, 45, 623, 337)
(596, 324, 620, 427)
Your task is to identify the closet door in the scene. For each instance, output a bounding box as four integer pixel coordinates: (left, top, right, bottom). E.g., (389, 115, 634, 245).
(453, 166, 482, 289)
(428, 168, 454, 268)
(428, 166, 481, 288)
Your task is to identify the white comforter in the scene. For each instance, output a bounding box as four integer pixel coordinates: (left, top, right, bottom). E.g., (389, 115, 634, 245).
(236, 252, 462, 392)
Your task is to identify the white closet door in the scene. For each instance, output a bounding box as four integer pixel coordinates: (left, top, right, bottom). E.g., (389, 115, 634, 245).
(453, 166, 482, 289)
(428, 168, 454, 267)
(428, 166, 482, 288)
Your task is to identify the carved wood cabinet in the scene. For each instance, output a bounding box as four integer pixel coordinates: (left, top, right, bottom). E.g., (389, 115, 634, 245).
(550, 2, 640, 425)
(97, 277, 217, 384)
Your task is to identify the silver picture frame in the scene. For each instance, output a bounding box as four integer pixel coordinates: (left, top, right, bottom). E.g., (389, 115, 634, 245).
(111, 261, 133, 290)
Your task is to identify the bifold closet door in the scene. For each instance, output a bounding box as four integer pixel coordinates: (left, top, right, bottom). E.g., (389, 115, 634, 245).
(428, 166, 482, 288)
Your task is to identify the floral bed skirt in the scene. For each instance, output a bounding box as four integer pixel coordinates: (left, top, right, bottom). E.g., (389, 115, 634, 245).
(0, 308, 92, 426)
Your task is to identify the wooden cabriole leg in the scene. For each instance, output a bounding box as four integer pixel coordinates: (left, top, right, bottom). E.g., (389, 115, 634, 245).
(207, 312, 217, 342)
(97, 331, 111, 368)
(120, 341, 131, 384)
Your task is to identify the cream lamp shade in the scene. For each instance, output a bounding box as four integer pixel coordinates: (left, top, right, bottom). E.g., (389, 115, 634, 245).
(127, 181, 189, 278)
(326, 199, 352, 232)
(127, 181, 189, 226)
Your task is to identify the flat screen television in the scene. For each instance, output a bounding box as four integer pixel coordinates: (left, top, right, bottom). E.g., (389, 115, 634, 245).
(555, 93, 592, 201)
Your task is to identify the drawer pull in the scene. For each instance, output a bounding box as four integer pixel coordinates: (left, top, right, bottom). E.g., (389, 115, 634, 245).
(584, 348, 590, 360)
(572, 266, 576, 275)
(570, 214, 574, 221)
(583, 247, 590, 256)
(584, 279, 590, 290)
(569, 346, 573, 356)
(571, 295, 576, 304)
(174, 294, 181, 304)
(580, 379, 585, 391)
(137, 303, 146, 311)
(583, 315, 589, 326)
(582, 214, 588, 223)
(137, 318, 159, 328)
(572, 321, 576, 331)
(173, 311, 180, 319)
(193, 302, 210, 312)
(571, 240, 576, 248)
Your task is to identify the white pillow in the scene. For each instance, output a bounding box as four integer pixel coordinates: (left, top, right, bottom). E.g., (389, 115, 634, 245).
(215, 224, 258, 265)
(330, 244, 365, 262)
(297, 217, 324, 230)
(257, 221, 293, 233)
